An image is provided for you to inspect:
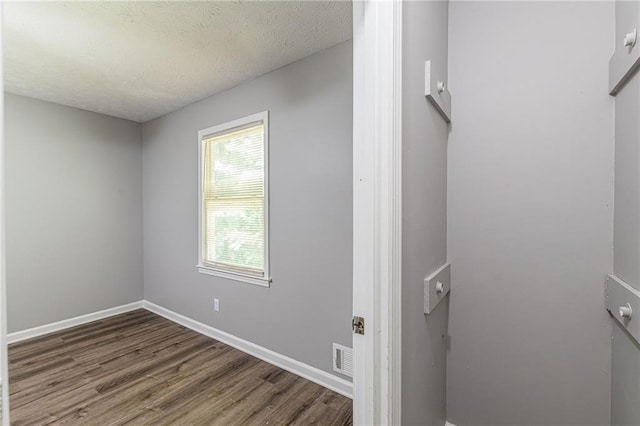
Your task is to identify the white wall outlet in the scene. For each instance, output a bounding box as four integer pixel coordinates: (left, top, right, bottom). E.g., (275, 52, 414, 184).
(213, 298, 220, 312)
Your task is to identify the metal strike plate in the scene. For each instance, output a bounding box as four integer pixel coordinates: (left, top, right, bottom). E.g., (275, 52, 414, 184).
(424, 263, 451, 315)
(605, 274, 640, 345)
(425, 60, 451, 123)
(352, 316, 365, 335)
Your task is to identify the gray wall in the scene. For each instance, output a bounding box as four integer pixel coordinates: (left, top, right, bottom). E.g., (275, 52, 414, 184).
(611, 320, 640, 426)
(611, 1, 640, 424)
(401, 1, 449, 425)
(142, 41, 352, 377)
(5, 93, 143, 333)
(447, 2, 614, 425)
(613, 72, 640, 292)
(611, 66, 640, 426)
(613, 0, 640, 295)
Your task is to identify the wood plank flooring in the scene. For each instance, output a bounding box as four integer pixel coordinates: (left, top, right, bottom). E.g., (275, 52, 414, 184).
(8, 309, 353, 426)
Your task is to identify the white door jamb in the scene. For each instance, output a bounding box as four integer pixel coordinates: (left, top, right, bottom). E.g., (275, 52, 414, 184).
(352, 0, 403, 424)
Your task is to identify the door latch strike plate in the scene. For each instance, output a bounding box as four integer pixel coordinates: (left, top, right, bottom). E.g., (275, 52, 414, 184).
(352, 316, 365, 335)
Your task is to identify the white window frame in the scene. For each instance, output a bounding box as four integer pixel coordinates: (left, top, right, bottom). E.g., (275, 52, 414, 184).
(196, 111, 271, 288)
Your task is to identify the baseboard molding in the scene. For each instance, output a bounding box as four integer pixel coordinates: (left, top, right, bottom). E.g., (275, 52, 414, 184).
(7, 301, 144, 344)
(446, 421, 457, 426)
(142, 300, 353, 399)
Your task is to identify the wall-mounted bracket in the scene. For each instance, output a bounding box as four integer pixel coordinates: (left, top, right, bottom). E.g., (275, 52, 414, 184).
(425, 60, 451, 123)
(609, 6, 640, 95)
(424, 263, 451, 315)
(605, 274, 640, 345)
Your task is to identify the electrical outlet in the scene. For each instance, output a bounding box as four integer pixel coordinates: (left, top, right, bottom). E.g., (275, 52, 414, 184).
(214, 298, 220, 312)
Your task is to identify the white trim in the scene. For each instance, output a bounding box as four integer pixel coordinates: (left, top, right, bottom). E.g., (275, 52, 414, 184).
(0, 2, 9, 420)
(446, 422, 458, 426)
(196, 265, 271, 288)
(197, 111, 271, 287)
(352, 0, 403, 424)
(7, 301, 144, 344)
(142, 300, 353, 398)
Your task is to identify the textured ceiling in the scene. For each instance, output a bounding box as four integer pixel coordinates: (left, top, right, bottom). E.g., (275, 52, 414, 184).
(3, 1, 352, 122)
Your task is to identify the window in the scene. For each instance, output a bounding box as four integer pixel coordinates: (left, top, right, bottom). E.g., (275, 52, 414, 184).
(197, 111, 270, 287)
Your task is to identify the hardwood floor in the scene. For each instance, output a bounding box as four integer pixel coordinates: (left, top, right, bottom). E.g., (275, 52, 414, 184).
(8, 309, 353, 425)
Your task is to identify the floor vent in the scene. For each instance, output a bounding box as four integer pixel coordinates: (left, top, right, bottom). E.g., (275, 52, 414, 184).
(332, 343, 353, 377)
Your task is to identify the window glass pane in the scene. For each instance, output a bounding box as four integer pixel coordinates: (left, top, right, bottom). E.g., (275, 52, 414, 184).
(204, 199, 264, 271)
(203, 125, 264, 198)
(202, 122, 265, 276)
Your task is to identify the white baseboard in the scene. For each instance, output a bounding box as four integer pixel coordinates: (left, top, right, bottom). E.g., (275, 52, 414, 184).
(446, 422, 457, 426)
(142, 300, 353, 399)
(7, 301, 144, 344)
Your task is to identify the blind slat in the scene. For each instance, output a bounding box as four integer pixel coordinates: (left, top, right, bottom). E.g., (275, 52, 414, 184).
(202, 122, 265, 276)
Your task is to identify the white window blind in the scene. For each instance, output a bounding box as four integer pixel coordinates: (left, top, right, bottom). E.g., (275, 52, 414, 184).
(200, 118, 267, 280)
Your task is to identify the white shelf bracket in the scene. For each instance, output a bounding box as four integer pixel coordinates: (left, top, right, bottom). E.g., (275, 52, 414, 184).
(424, 263, 451, 315)
(605, 275, 640, 344)
(425, 60, 451, 123)
(609, 7, 640, 96)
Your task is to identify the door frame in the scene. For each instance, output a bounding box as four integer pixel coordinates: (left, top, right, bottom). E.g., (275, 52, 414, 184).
(1, 2, 10, 424)
(352, 0, 403, 424)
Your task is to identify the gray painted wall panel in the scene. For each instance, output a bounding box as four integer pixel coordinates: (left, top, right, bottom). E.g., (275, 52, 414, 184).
(613, 59, 640, 291)
(5, 93, 143, 333)
(447, 3, 614, 424)
(401, 1, 449, 425)
(611, 321, 640, 426)
(141, 42, 353, 377)
(611, 1, 640, 424)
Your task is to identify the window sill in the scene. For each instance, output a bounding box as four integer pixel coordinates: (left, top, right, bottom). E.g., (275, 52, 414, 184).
(196, 265, 271, 288)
